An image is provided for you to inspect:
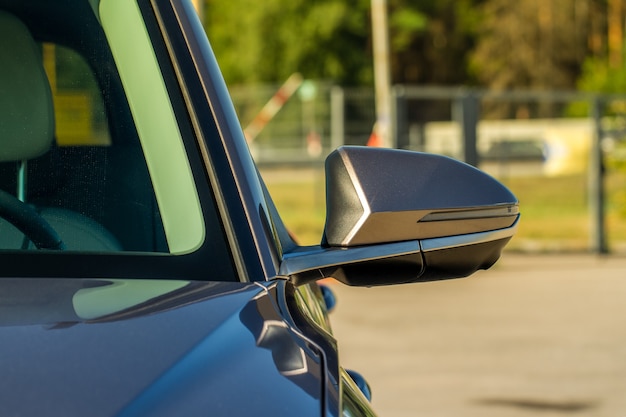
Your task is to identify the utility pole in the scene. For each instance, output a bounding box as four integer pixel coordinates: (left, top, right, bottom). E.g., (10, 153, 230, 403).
(370, 0, 392, 147)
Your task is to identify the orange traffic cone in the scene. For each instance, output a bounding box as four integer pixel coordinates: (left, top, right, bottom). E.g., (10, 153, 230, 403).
(367, 130, 383, 147)
(367, 122, 385, 147)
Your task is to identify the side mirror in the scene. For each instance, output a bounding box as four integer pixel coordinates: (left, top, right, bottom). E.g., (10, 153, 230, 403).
(280, 146, 519, 286)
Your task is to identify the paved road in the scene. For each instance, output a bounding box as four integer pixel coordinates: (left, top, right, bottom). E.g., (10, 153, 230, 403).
(328, 253, 626, 417)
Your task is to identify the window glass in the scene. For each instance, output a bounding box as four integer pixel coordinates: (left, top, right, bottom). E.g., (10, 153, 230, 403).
(43, 44, 111, 147)
(0, 0, 206, 256)
(101, 0, 205, 254)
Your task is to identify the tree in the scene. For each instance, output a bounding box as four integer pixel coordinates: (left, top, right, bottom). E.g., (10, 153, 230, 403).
(388, 0, 484, 85)
(204, 0, 372, 86)
(204, 0, 487, 87)
(577, 0, 626, 96)
(205, 0, 621, 97)
(471, 0, 590, 92)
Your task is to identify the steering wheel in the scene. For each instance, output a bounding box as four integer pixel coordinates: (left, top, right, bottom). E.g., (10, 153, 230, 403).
(0, 189, 65, 250)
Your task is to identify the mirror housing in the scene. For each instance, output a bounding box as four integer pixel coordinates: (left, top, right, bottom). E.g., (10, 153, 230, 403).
(280, 146, 519, 286)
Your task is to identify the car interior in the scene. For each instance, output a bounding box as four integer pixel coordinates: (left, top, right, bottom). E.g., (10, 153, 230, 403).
(0, 3, 168, 253)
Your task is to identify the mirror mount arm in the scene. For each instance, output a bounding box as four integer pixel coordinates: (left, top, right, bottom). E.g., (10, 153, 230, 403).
(279, 240, 423, 286)
(280, 218, 518, 287)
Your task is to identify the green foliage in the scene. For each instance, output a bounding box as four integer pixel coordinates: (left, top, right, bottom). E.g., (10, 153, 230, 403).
(566, 59, 626, 117)
(388, 0, 484, 84)
(578, 57, 626, 94)
(205, 0, 372, 86)
(204, 0, 485, 86)
(389, 8, 427, 51)
(205, 0, 624, 105)
(470, 0, 588, 91)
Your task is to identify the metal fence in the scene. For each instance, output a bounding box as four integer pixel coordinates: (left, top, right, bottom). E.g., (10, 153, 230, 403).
(231, 83, 626, 254)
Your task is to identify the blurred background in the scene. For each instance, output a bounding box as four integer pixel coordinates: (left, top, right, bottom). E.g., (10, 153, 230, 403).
(196, 0, 626, 254)
(195, 1, 626, 415)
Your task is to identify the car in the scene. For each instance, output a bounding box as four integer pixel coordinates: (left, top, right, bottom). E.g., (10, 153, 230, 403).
(483, 139, 546, 162)
(0, 0, 519, 416)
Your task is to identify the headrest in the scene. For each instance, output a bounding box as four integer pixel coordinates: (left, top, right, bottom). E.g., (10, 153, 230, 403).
(0, 10, 54, 162)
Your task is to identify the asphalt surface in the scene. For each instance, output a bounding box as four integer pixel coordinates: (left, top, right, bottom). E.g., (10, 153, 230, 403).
(329, 253, 626, 417)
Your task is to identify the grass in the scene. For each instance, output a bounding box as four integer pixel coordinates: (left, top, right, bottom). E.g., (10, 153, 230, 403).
(261, 167, 626, 253)
(502, 172, 626, 251)
(499, 175, 592, 251)
(261, 168, 327, 245)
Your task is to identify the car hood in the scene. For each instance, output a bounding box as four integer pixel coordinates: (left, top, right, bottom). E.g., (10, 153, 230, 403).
(0, 278, 324, 417)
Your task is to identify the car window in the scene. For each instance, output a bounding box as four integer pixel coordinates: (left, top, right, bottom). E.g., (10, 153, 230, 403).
(0, 0, 235, 280)
(44, 44, 111, 147)
(102, 0, 205, 254)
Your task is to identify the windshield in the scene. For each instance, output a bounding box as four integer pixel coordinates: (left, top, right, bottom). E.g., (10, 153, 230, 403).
(0, 0, 235, 280)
